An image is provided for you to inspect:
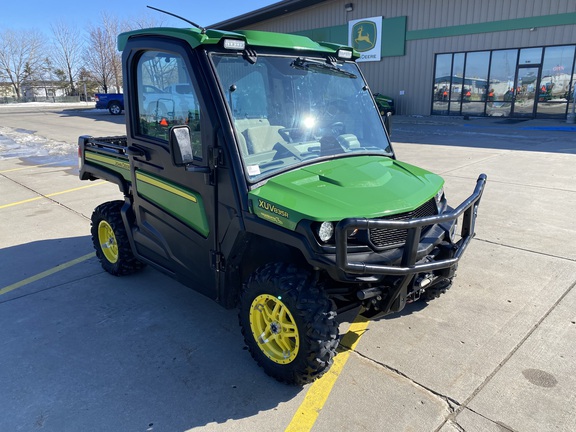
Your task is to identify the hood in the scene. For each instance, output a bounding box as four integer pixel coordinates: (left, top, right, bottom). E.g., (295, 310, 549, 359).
(248, 155, 444, 229)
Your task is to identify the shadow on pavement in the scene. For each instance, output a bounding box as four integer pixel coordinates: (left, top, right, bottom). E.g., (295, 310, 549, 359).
(390, 115, 576, 154)
(0, 237, 301, 431)
(60, 108, 126, 125)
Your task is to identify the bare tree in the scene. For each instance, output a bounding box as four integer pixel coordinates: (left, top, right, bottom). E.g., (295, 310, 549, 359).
(85, 12, 126, 93)
(35, 57, 57, 98)
(0, 28, 45, 99)
(84, 26, 112, 93)
(50, 21, 84, 96)
(128, 12, 166, 30)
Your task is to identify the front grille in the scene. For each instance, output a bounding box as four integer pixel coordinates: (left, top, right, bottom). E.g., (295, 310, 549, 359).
(369, 198, 438, 249)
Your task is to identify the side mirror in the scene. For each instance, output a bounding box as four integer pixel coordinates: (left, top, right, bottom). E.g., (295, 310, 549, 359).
(384, 111, 392, 136)
(169, 125, 210, 173)
(170, 125, 194, 165)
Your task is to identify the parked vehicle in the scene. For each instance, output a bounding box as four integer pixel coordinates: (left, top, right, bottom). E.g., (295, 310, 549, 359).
(141, 83, 197, 120)
(94, 93, 124, 115)
(79, 25, 486, 385)
(373, 93, 396, 115)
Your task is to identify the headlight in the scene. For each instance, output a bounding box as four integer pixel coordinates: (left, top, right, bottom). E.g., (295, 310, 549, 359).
(317, 221, 334, 243)
(434, 187, 445, 212)
(337, 49, 353, 59)
(223, 39, 246, 50)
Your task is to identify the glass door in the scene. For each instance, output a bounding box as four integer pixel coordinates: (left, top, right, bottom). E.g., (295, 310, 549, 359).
(512, 66, 541, 117)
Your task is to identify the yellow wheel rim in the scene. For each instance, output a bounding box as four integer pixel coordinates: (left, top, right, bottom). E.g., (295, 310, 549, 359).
(249, 294, 299, 364)
(98, 220, 119, 264)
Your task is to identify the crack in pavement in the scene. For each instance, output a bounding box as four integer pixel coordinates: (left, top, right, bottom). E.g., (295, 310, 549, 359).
(475, 237, 576, 263)
(340, 277, 576, 432)
(0, 171, 92, 220)
(456, 278, 576, 400)
(448, 407, 519, 432)
(337, 344, 461, 416)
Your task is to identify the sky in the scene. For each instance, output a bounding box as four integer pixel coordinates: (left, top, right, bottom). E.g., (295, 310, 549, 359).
(0, 0, 279, 34)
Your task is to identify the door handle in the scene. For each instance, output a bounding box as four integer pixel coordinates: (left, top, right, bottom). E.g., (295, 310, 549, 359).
(127, 145, 149, 160)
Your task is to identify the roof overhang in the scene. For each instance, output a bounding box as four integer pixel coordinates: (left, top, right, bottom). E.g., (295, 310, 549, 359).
(211, 0, 329, 30)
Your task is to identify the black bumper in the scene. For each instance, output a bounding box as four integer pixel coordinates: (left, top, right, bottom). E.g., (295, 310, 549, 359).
(334, 174, 487, 276)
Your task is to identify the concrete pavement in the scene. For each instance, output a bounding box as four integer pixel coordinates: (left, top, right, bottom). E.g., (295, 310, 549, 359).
(1, 107, 575, 431)
(390, 115, 576, 431)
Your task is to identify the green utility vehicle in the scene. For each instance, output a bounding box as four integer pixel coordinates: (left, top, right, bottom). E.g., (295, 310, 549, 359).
(373, 93, 395, 115)
(78, 25, 486, 385)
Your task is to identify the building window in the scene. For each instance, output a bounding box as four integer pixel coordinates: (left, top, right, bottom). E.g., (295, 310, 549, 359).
(518, 48, 542, 65)
(461, 51, 490, 116)
(537, 45, 576, 117)
(432, 44, 576, 118)
(432, 54, 452, 115)
(486, 49, 518, 117)
(450, 53, 465, 115)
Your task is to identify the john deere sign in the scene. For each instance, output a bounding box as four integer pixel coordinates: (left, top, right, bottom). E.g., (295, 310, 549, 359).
(349, 17, 383, 62)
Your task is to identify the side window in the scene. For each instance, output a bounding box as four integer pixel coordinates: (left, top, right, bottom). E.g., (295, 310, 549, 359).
(136, 51, 202, 160)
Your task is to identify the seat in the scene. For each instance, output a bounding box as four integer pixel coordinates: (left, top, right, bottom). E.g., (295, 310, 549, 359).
(243, 125, 286, 154)
(236, 131, 248, 156)
(337, 134, 361, 150)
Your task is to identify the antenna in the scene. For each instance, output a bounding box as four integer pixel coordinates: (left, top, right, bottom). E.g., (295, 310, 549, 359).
(147, 5, 206, 34)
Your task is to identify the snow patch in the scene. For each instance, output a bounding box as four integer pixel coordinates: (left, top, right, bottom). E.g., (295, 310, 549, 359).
(0, 126, 76, 160)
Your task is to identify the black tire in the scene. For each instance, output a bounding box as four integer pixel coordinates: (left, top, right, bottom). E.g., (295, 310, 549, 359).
(108, 101, 122, 115)
(90, 201, 145, 276)
(421, 277, 453, 301)
(239, 262, 339, 385)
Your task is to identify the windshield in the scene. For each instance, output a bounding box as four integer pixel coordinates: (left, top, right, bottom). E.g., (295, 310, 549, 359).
(211, 53, 393, 183)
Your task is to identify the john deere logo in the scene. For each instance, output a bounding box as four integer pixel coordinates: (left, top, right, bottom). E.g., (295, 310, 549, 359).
(352, 21, 377, 52)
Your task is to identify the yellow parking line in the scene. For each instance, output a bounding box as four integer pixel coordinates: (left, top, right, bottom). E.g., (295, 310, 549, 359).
(0, 181, 105, 210)
(285, 314, 370, 432)
(0, 252, 96, 296)
(0, 161, 61, 173)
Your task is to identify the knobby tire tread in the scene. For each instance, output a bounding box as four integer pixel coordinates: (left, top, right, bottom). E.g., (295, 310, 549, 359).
(91, 200, 145, 276)
(421, 277, 453, 301)
(240, 262, 339, 385)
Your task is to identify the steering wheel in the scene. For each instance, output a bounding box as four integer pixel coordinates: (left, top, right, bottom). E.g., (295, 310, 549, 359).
(272, 141, 302, 160)
(327, 121, 346, 136)
(278, 127, 303, 143)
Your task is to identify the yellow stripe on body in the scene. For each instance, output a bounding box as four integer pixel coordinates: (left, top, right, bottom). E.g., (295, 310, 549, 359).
(85, 152, 131, 170)
(85, 152, 198, 204)
(136, 172, 198, 203)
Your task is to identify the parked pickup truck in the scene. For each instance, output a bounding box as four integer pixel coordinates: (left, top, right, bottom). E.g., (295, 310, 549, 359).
(94, 93, 124, 115)
(78, 25, 487, 385)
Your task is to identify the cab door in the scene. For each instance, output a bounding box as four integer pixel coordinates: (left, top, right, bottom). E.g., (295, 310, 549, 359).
(123, 40, 218, 297)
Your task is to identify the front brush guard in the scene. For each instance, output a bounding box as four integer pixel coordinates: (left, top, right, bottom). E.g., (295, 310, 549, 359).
(335, 174, 487, 276)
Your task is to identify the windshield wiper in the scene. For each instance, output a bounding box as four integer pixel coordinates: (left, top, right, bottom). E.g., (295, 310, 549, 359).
(291, 57, 357, 79)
